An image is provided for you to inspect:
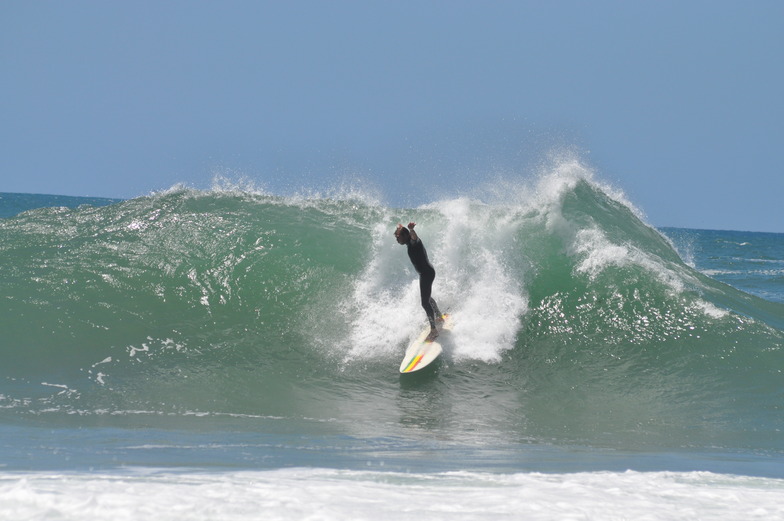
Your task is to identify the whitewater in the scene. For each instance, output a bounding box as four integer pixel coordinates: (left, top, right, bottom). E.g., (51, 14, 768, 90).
(1, 159, 783, 519)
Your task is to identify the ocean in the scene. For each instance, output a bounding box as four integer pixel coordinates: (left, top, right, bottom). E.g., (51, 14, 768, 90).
(2, 162, 783, 520)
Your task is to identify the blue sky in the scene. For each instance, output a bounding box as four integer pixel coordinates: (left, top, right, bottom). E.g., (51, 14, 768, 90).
(2, 1, 782, 232)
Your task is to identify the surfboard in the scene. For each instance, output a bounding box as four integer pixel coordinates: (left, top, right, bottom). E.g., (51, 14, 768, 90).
(399, 313, 453, 374)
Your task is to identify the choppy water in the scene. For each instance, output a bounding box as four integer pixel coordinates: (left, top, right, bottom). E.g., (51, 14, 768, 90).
(2, 161, 783, 519)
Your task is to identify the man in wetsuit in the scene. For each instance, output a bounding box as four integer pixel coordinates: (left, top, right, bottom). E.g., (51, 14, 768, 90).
(395, 222, 443, 341)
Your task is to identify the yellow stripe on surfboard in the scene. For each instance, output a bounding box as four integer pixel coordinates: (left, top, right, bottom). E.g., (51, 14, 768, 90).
(402, 354, 424, 373)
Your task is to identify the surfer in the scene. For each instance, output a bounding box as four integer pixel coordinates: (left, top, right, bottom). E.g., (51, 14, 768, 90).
(395, 222, 443, 341)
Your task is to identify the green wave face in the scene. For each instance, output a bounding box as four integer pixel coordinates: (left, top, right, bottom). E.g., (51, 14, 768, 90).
(2, 168, 783, 451)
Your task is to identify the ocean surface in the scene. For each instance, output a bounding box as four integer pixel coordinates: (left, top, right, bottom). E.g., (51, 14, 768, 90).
(2, 163, 783, 519)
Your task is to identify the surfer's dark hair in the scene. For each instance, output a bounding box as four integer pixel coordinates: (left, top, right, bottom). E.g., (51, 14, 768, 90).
(395, 227, 410, 238)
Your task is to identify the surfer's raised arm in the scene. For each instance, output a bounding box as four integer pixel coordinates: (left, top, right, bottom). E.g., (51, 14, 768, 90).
(406, 222, 418, 242)
(395, 223, 418, 244)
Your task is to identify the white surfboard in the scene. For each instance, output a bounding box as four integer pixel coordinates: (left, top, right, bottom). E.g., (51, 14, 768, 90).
(399, 314, 453, 374)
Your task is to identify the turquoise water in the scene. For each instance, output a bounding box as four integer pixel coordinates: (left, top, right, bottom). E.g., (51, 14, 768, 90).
(0, 192, 121, 219)
(2, 164, 783, 518)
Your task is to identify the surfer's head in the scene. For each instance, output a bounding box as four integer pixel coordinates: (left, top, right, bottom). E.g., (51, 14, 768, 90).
(394, 225, 410, 244)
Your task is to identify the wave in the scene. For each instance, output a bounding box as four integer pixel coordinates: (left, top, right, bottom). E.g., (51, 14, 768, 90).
(1, 160, 783, 451)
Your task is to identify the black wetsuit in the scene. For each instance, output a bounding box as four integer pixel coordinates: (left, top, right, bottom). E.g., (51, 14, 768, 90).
(406, 236, 442, 329)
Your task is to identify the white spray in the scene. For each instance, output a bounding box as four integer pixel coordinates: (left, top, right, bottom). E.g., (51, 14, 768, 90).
(344, 197, 529, 364)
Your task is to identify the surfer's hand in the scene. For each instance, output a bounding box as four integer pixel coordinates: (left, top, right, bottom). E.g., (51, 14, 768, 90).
(407, 222, 416, 230)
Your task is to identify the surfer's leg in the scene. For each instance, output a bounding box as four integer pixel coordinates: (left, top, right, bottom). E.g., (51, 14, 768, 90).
(430, 298, 443, 322)
(420, 271, 438, 332)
